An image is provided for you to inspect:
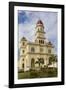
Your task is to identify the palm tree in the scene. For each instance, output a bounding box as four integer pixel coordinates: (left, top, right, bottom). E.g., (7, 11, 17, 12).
(49, 55, 57, 69)
(35, 58, 44, 70)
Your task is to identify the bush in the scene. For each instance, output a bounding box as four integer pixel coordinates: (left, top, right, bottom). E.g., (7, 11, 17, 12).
(18, 69, 24, 73)
(18, 68, 57, 79)
(30, 70, 39, 78)
(47, 68, 57, 77)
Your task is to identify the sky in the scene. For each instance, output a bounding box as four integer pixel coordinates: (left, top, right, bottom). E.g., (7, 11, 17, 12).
(18, 10, 58, 54)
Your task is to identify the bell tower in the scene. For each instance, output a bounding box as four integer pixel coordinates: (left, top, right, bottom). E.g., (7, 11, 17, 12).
(35, 20, 46, 44)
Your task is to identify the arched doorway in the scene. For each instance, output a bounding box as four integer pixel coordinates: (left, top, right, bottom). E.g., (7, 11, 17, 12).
(31, 58, 35, 69)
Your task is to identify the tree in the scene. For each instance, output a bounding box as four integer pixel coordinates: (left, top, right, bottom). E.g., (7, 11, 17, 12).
(35, 58, 44, 70)
(49, 55, 57, 68)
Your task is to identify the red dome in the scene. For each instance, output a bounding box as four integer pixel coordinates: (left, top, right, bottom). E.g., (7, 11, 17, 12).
(37, 20, 43, 25)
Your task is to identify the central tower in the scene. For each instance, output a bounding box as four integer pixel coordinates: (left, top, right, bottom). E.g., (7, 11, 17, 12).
(35, 20, 46, 44)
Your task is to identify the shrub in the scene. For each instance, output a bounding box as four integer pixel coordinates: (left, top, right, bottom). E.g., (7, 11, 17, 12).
(18, 69, 24, 73)
(30, 70, 39, 78)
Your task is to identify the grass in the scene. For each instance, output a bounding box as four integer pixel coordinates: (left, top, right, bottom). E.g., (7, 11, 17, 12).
(18, 67, 57, 79)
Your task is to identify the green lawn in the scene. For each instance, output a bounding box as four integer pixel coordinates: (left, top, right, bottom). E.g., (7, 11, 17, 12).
(18, 67, 57, 79)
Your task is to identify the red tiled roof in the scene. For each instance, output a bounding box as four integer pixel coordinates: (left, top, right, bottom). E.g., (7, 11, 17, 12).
(37, 20, 43, 25)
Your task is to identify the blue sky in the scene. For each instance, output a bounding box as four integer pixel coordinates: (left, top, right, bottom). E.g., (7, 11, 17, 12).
(18, 10, 58, 54)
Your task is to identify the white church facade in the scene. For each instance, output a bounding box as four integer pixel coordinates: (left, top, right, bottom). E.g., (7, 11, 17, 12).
(18, 20, 55, 71)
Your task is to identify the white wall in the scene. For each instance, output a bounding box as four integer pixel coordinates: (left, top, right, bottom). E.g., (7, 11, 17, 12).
(0, 0, 66, 90)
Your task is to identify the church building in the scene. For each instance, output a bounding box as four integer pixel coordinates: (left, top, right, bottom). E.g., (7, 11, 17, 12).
(18, 20, 55, 71)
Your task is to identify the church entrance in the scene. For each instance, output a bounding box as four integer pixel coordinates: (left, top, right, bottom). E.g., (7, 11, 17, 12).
(31, 58, 35, 70)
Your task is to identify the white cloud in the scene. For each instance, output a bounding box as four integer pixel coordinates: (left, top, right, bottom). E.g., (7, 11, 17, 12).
(18, 23, 35, 42)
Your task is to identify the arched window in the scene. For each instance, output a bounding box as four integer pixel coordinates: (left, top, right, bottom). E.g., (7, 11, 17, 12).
(41, 58, 44, 64)
(31, 47, 35, 52)
(38, 28, 39, 31)
(39, 40, 44, 44)
(22, 59, 24, 61)
(40, 48, 43, 52)
(42, 40, 44, 44)
(22, 63, 24, 68)
(23, 42, 25, 45)
(48, 49, 51, 53)
(22, 50, 25, 53)
(39, 40, 42, 44)
(41, 40, 42, 43)
(31, 58, 35, 68)
(41, 40, 44, 44)
(39, 40, 40, 43)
